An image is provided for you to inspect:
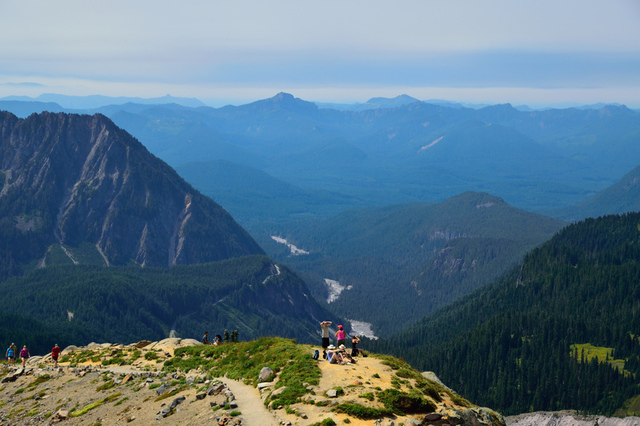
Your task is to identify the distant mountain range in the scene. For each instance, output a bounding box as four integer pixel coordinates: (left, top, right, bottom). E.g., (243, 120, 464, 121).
(0, 93, 205, 109)
(2, 93, 639, 220)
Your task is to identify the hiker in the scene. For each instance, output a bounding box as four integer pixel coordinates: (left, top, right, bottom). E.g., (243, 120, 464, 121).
(339, 344, 356, 364)
(214, 334, 223, 345)
(6, 343, 16, 364)
(20, 345, 29, 368)
(351, 334, 361, 357)
(202, 331, 210, 345)
(335, 324, 346, 347)
(326, 345, 344, 364)
(320, 320, 332, 349)
(51, 344, 61, 367)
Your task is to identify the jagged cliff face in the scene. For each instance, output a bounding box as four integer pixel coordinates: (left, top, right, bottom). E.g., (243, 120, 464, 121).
(0, 111, 264, 270)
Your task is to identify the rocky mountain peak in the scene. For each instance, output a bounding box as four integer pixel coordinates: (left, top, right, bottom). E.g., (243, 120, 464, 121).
(0, 111, 263, 273)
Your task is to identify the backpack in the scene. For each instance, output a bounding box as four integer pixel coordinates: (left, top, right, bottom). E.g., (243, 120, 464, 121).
(312, 349, 319, 360)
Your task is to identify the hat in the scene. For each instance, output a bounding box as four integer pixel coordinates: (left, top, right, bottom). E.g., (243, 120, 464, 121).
(327, 345, 336, 350)
(338, 325, 343, 329)
(338, 344, 346, 351)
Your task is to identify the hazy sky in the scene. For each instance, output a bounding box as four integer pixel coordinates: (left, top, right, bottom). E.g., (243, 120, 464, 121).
(1, 0, 639, 107)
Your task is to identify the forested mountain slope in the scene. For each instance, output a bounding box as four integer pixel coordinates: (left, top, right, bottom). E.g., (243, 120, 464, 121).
(369, 212, 640, 416)
(260, 192, 565, 335)
(554, 164, 640, 222)
(0, 111, 263, 280)
(0, 255, 341, 354)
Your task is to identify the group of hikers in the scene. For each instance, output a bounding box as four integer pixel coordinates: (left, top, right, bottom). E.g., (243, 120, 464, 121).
(317, 321, 365, 365)
(202, 331, 223, 345)
(4, 343, 61, 368)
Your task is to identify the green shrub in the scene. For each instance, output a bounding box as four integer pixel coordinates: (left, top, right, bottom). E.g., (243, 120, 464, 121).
(310, 419, 337, 426)
(96, 381, 115, 391)
(377, 389, 436, 415)
(144, 351, 158, 361)
(359, 392, 374, 401)
(335, 403, 391, 419)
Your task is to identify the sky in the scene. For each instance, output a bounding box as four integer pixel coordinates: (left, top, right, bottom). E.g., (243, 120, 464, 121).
(1, 0, 639, 107)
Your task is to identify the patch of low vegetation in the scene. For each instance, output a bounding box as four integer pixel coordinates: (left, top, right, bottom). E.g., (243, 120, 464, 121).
(69, 393, 122, 417)
(310, 419, 337, 426)
(359, 392, 374, 401)
(144, 351, 159, 361)
(165, 337, 321, 408)
(96, 380, 116, 391)
(377, 388, 436, 415)
(335, 402, 392, 419)
(571, 343, 627, 373)
(27, 374, 51, 388)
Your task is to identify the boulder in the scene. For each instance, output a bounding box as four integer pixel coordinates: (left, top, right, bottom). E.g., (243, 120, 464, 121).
(207, 382, 226, 395)
(258, 366, 273, 382)
(135, 340, 152, 349)
(169, 396, 186, 409)
(155, 383, 168, 395)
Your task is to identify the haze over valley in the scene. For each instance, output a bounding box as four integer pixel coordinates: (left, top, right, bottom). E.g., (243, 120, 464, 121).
(1, 1, 640, 424)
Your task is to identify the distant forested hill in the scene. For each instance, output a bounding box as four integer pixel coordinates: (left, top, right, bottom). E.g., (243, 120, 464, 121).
(554, 164, 640, 222)
(368, 212, 640, 416)
(259, 192, 565, 336)
(0, 255, 342, 354)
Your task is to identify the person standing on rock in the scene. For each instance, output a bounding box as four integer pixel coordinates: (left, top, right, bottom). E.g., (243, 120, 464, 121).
(335, 325, 346, 347)
(6, 343, 16, 364)
(51, 344, 61, 367)
(320, 321, 332, 350)
(20, 345, 29, 368)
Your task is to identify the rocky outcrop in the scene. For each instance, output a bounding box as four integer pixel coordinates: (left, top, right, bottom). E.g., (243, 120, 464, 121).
(0, 111, 264, 269)
(506, 412, 640, 426)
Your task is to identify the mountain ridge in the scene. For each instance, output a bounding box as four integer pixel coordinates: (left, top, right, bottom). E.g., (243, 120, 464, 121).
(0, 111, 263, 277)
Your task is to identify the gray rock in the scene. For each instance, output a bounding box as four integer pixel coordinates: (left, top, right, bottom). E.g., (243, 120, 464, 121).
(207, 382, 225, 395)
(169, 396, 186, 409)
(258, 366, 274, 382)
(155, 383, 168, 395)
(196, 393, 206, 400)
(271, 386, 286, 397)
(326, 389, 338, 398)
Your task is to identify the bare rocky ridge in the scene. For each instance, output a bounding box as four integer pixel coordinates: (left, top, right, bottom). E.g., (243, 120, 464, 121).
(0, 339, 506, 426)
(0, 111, 264, 269)
(505, 411, 640, 426)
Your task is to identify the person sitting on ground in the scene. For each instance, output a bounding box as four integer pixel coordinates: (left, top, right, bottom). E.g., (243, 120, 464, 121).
(214, 334, 223, 345)
(51, 344, 61, 367)
(20, 345, 29, 368)
(339, 344, 356, 364)
(326, 345, 344, 364)
(202, 331, 210, 345)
